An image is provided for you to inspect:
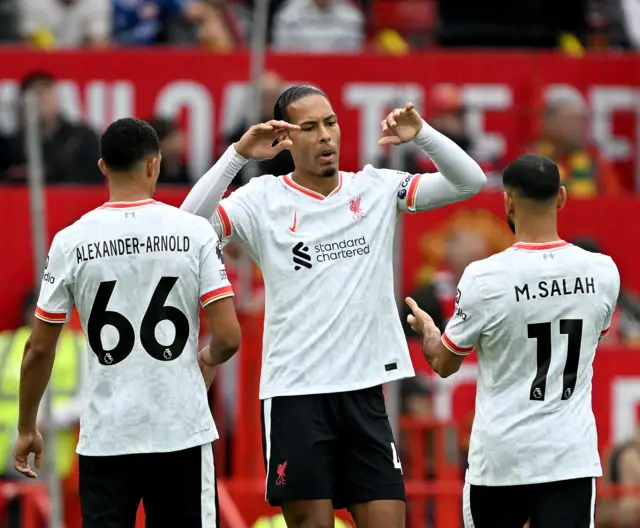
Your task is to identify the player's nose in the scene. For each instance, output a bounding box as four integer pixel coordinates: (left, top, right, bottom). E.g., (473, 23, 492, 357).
(318, 125, 331, 143)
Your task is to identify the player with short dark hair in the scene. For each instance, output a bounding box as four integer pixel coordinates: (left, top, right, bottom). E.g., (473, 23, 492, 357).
(181, 86, 487, 527)
(406, 153, 620, 528)
(100, 117, 162, 172)
(14, 117, 240, 528)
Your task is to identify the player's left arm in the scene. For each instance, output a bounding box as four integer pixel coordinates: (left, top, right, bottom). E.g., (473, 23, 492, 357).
(406, 268, 486, 378)
(18, 234, 73, 436)
(379, 104, 486, 212)
(600, 257, 621, 341)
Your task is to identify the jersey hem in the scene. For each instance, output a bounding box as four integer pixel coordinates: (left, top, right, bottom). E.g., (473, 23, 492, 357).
(258, 369, 415, 400)
(76, 431, 218, 457)
(465, 468, 603, 487)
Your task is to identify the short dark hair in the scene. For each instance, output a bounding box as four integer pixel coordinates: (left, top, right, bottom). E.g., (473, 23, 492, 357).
(274, 84, 328, 122)
(145, 117, 178, 142)
(20, 71, 55, 94)
(502, 154, 560, 202)
(100, 118, 160, 172)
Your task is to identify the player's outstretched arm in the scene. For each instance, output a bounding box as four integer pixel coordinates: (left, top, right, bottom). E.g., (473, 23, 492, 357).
(379, 103, 486, 212)
(406, 297, 465, 378)
(180, 120, 299, 221)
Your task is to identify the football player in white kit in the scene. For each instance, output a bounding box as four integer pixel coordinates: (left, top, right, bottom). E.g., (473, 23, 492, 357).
(406, 154, 620, 528)
(180, 85, 486, 527)
(13, 118, 241, 528)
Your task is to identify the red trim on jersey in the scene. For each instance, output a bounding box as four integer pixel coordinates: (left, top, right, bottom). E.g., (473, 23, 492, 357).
(601, 326, 610, 337)
(216, 205, 232, 238)
(98, 199, 157, 209)
(283, 173, 343, 200)
(34, 306, 66, 324)
(200, 286, 234, 307)
(511, 240, 569, 251)
(442, 332, 474, 355)
(407, 174, 422, 209)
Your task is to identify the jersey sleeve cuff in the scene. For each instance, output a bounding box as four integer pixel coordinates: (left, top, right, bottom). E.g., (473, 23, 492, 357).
(442, 332, 474, 356)
(216, 205, 232, 238)
(35, 306, 67, 324)
(200, 286, 234, 307)
(406, 174, 422, 211)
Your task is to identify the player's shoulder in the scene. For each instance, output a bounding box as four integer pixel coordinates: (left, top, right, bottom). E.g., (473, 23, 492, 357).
(154, 201, 214, 227)
(571, 246, 619, 282)
(353, 165, 412, 190)
(461, 254, 514, 300)
(225, 174, 279, 201)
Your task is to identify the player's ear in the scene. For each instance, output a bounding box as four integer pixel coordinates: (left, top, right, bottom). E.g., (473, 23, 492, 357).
(147, 156, 159, 179)
(557, 185, 567, 210)
(98, 158, 107, 177)
(503, 191, 514, 215)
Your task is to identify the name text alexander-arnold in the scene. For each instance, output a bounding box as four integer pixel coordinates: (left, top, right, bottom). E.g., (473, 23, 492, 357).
(76, 236, 190, 263)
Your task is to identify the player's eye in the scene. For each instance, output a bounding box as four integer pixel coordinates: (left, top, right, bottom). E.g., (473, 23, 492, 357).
(327, 121, 337, 127)
(302, 126, 313, 132)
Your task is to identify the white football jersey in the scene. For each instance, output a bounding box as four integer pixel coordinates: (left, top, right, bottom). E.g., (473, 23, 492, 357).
(443, 241, 620, 486)
(35, 199, 233, 456)
(211, 168, 428, 399)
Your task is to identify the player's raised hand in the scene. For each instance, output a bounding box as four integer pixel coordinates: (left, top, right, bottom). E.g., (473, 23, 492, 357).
(405, 297, 437, 336)
(235, 120, 300, 160)
(378, 103, 423, 146)
(13, 430, 43, 479)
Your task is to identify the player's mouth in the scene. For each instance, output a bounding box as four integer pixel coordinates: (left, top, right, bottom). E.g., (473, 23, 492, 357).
(318, 150, 336, 163)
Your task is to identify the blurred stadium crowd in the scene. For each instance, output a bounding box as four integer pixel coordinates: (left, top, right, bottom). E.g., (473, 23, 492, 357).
(0, 0, 639, 51)
(2, 1, 640, 527)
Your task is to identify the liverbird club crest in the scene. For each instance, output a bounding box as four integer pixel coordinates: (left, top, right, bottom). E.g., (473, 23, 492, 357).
(349, 196, 365, 220)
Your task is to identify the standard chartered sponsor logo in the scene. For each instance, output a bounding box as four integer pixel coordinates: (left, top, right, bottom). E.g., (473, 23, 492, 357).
(291, 236, 370, 270)
(314, 236, 369, 263)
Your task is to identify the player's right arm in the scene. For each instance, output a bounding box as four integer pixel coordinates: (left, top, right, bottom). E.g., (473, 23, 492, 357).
(197, 222, 241, 369)
(180, 120, 298, 240)
(15, 233, 74, 478)
(407, 265, 488, 378)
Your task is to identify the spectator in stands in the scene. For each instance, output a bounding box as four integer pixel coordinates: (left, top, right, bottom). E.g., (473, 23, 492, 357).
(146, 117, 191, 184)
(0, 71, 102, 185)
(113, 0, 246, 48)
(20, 0, 110, 48)
(531, 99, 623, 197)
(0, 0, 18, 42)
(226, 71, 294, 185)
(401, 228, 488, 337)
(197, 0, 250, 50)
(272, 0, 365, 52)
(572, 237, 640, 344)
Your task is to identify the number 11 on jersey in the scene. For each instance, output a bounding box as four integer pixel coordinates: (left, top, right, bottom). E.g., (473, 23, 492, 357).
(528, 319, 583, 402)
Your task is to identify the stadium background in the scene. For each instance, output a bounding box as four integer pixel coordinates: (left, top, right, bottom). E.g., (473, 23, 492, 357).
(2, 0, 640, 526)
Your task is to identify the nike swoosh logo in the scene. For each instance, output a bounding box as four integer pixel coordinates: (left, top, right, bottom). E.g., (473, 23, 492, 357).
(289, 210, 297, 232)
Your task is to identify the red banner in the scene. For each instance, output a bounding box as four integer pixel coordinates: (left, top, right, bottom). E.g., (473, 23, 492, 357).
(2, 187, 639, 330)
(410, 342, 640, 453)
(0, 50, 639, 187)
